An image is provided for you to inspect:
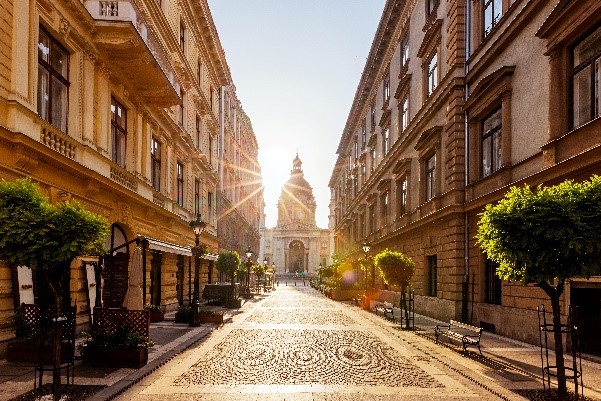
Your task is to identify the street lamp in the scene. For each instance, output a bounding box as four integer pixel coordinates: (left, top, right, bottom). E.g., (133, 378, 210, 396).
(245, 246, 253, 298)
(189, 214, 206, 326)
(362, 241, 371, 291)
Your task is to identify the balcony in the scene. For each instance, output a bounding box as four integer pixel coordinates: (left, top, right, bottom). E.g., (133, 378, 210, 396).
(84, 0, 180, 108)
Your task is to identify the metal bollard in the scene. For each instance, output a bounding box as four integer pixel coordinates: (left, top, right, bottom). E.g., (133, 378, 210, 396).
(189, 299, 201, 327)
(295, 281, 297, 286)
(286, 281, 287, 286)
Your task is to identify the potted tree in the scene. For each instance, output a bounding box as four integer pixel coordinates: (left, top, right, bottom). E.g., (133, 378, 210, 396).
(476, 176, 601, 400)
(0, 179, 108, 401)
(374, 249, 415, 329)
(216, 250, 241, 308)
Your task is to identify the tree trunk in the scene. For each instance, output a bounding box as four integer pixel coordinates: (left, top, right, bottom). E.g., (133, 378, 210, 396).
(400, 285, 408, 330)
(46, 273, 63, 401)
(540, 281, 567, 399)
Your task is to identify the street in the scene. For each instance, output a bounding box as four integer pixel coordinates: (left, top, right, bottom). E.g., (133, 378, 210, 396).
(112, 286, 555, 401)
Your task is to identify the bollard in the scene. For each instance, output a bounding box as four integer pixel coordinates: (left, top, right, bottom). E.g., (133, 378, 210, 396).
(303, 281, 306, 286)
(295, 281, 297, 286)
(189, 299, 201, 327)
(286, 281, 287, 286)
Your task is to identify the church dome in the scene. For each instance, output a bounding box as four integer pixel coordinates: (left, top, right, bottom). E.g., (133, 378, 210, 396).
(277, 154, 316, 227)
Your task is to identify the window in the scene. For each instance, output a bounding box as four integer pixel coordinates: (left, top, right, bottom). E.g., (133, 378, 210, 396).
(368, 203, 376, 234)
(359, 211, 366, 238)
(151, 137, 161, 191)
(210, 87, 214, 111)
(482, 108, 502, 177)
(179, 20, 186, 53)
(425, 154, 436, 201)
(401, 33, 410, 67)
(485, 259, 502, 305)
(111, 97, 127, 167)
(397, 177, 407, 217)
(572, 26, 601, 128)
(196, 114, 201, 148)
(427, 52, 438, 96)
(380, 192, 389, 227)
(194, 178, 201, 215)
(371, 105, 376, 129)
(401, 96, 409, 132)
(179, 90, 185, 127)
(208, 191, 213, 220)
(354, 141, 358, 160)
(483, 0, 502, 37)
(427, 255, 437, 296)
(427, 0, 437, 16)
(37, 27, 69, 132)
(176, 162, 184, 207)
(370, 147, 377, 173)
(209, 136, 214, 166)
(361, 123, 367, 148)
(197, 59, 202, 83)
(383, 75, 390, 102)
(382, 127, 390, 156)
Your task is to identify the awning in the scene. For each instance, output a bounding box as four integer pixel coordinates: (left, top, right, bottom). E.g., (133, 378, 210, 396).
(146, 238, 192, 256)
(202, 253, 218, 261)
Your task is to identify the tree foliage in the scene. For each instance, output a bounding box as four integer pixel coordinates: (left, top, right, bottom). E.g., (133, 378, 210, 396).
(0, 178, 108, 274)
(215, 250, 241, 284)
(374, 249, 415, 291)
(476, 176, 601, 285)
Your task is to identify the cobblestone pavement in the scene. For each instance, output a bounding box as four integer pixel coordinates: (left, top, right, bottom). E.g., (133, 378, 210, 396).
(114, 287, 540, 401)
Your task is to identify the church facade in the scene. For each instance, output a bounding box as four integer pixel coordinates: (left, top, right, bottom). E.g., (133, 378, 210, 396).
(260, 155, 332, 277)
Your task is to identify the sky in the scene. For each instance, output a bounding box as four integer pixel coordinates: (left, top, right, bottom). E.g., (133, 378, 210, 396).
(208, 1, 386, 228)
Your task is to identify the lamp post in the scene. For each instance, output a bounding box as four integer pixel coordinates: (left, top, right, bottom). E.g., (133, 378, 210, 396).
(362, 241, 371, 291)
(245, 246, 253, 298)
(189, 214, 206, 326)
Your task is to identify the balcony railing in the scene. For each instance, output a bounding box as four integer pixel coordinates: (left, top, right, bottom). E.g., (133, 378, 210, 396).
(40, 124, 77, 160)
(99, 1, 119, 16)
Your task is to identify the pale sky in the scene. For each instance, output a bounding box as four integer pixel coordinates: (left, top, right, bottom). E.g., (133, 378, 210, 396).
(208, 1, 386, 228)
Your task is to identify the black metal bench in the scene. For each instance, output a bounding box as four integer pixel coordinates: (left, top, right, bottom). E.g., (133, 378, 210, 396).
(435, 320, 483, 355)
(374, 302, 393, 318)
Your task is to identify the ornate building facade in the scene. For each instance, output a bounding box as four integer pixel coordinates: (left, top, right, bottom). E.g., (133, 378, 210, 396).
(261, 155, 331, 276)
(329, 0, 601, 354)
(216, 84, 264, 261)
(0, 0, 262, 353)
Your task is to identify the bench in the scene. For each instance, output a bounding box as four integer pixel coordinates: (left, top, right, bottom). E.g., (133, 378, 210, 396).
(374, 302, 393, 318)
(435, 320, 483, 355)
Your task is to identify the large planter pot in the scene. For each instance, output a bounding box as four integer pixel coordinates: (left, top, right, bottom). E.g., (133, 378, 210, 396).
(82, 346, 148, 369)
(6, 341, 73, 364)
(199, 314, 223, 324)
(225, 298, 241, 309)
(148, 310, 164, 323)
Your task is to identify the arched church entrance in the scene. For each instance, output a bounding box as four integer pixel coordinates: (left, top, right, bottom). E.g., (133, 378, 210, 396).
(288, 240, 306, 274)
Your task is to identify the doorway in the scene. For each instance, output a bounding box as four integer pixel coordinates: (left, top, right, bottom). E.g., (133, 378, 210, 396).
(570, 287, 601, 356)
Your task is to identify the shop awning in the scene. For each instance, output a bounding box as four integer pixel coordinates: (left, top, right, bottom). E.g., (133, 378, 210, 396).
(146, 238, 192, 256)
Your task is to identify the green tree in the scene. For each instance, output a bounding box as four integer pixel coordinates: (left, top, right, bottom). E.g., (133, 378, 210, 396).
(476, 176, 601, 399)
(253, 262, 266, 289)
(0, 179, 108, 400)
(374, 249, 415, 329)
(216, 250, 241, 288)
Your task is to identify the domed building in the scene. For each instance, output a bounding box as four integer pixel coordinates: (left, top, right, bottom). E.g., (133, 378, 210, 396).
(260, 155, 332, 277)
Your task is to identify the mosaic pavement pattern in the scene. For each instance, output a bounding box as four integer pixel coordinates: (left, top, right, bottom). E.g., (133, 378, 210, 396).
(244, 308, 358, 325)
(174, 328, 442, 387)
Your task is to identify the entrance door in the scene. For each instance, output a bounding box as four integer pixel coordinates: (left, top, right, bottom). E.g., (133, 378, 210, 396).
(150, 250, 162, 306)
(288, 240, 305, 274)
(571, 287, 601, 356)
(103, 224, 129, 308)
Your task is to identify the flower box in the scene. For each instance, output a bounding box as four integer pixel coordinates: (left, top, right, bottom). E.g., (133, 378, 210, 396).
(148, 310, 164, 323)
(6, 341, 73, 364)
(199, 314, 223, 324)
(82, 346, 148, 369)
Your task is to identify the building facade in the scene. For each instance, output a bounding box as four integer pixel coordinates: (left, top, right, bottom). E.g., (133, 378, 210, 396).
(329, 0, 601, 354)
(217, 84, 264, 263)
(261, 155, 332, 277)
(0, 0, 262, 353)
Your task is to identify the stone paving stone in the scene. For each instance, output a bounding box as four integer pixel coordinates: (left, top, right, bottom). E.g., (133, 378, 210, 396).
(112, 287, 537, 400)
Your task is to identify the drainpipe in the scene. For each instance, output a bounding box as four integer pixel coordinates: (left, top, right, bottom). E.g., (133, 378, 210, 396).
(461, 0, 472, 324)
